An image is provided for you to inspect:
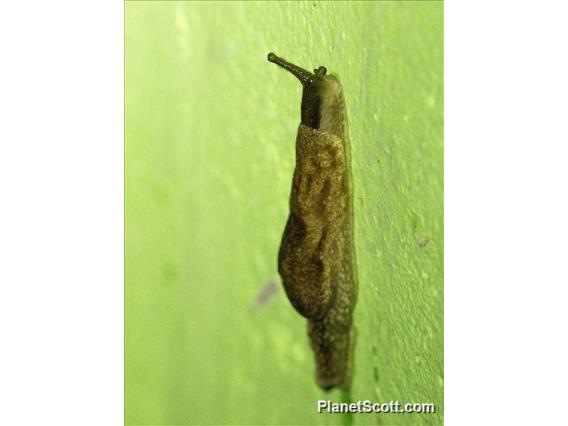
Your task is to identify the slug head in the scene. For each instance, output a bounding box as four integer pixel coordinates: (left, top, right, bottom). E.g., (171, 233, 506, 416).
(268, 52, 344, 139)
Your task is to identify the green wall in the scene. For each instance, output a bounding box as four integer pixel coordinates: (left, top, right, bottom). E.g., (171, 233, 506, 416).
(125, 1, 443, 425)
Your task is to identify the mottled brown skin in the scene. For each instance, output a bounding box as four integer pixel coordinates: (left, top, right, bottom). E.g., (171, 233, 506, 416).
(268, 53, 358, 390)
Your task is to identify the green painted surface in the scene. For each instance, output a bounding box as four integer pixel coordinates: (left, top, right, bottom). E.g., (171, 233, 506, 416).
(125, 1, 443, 425)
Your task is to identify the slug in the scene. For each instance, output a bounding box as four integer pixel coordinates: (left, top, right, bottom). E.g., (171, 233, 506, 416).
(268, 52, 358, 390)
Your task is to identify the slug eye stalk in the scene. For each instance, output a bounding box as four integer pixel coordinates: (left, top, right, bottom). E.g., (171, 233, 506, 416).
(267, 52, 326, 85)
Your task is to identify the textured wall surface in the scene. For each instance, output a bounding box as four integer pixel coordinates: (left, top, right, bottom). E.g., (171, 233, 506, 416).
(125, 1, 443, 425)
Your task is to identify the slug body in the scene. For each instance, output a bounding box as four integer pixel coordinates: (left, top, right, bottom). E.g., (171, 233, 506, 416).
(268, 53, 358, 390)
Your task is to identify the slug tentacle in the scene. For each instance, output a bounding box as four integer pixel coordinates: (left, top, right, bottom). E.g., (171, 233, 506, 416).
(267, 52, 315, 86)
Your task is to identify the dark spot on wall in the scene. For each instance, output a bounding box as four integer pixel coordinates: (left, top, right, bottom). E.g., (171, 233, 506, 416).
(251, 280, 279, 311)
(417, 235, 429, 247)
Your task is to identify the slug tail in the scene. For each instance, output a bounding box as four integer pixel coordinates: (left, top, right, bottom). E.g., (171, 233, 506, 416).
(308, 320, 355, 390)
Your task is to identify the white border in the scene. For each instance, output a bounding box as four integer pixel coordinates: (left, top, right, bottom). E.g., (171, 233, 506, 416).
(446, 2, 568, 425)
(0, 1, 123, 425)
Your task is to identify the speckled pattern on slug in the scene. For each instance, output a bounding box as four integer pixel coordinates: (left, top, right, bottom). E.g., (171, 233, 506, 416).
(279, 125, 358, 391)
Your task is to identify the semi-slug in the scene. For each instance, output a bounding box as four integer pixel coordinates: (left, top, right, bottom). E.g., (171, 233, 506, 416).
(268, 52, 358, 390)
